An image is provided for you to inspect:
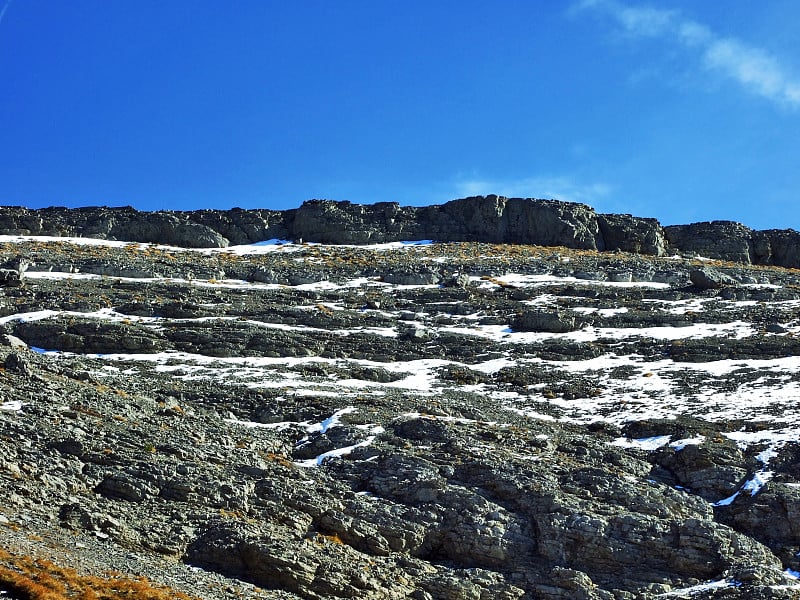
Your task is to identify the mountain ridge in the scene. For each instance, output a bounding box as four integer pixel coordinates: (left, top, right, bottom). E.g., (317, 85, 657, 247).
(1, 196, 798, 267)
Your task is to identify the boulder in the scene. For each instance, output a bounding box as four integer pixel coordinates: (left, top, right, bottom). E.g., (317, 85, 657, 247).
(0, 268, 22, 286)
(511, 309, 580, 333)
(690, 267, 738, 290)
(382, 270, 440, 285)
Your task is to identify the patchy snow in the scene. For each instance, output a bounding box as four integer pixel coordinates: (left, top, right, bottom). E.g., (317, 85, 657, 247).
(0, 234, 142, 248)
(436, 321, 755, 344)
(611, 436, 672, 451)
(24, 271, 97, 280)
(473, 273, 672, 289)
(218, 240, 300, 255)
(723, 429, 800, 449)
(226, 407, 360, 436)
(572, 306, 629, 317)
(310, 407, 357, 434)
(742, 471, 773, 495)
(294, 436, 377, 467)
(0, 400, 23, 412)
(360, 240, 434, 250)
(658, 578, 739, 596)
(670, 437, 706, 451)
(397, 412, 500, 427)
(0, 310, 61, 325)
(224, 417, 303, 431)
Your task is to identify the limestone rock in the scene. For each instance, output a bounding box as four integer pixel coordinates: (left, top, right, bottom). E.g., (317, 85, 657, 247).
(598, 213, 666, 256)
(690, 267, 739, 289)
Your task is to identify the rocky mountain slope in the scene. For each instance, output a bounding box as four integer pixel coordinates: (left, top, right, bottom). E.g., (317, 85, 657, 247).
(0, 197, 800, 599)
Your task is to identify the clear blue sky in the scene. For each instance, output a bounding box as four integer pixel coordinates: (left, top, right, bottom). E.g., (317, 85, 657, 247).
(1, 1, 799, 230)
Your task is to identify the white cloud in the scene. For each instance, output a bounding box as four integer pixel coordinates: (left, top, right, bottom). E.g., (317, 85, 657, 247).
(576, 0, 800, 108)
(703, 39, 800, 105)
(452, 175, 612, 205)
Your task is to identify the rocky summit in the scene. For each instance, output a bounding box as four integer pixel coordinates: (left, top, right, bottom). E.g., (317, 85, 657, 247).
(0, 196, 799, 600)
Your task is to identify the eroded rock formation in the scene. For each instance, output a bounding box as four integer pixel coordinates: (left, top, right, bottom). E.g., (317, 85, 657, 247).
(1, 196, 797, 266)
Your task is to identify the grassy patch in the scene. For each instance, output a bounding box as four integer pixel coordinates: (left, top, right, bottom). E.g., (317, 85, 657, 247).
(0, 547, 199, 600)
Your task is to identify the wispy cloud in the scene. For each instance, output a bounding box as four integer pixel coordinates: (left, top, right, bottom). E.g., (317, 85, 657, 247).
(0, 0, 12, 27)
(576, 0, 800, 108)
(452, 175, 612, 206)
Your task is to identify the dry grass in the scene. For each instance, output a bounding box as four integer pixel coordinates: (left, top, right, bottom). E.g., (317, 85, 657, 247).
(0, 547, 200, 600)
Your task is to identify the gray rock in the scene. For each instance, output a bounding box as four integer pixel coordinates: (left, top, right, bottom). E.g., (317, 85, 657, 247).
(598, 213, 666, 256)
(2, 200, 799, 269)
(511, 309, 580, 333)
(664, 221, 756, 263)
(690, 267, 738, 289)
(0, 268, 22, 286)
(764, 228, 800, 268)
(3, 351, 30, 375)
(383, 270, 441, 285)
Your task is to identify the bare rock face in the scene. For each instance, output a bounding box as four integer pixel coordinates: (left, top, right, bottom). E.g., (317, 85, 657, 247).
(430, 196, 603, 248)
(292, 200, 415, 244)
(664, 221, 757, 263)
(598, 213, 666, 256)
(109, 217, 230, 248)
(3, 237, 800, 599)
(663, 221, 800, 268)
(292, 196, 605, 249)
(764, 228, 800, 268)
(512, 309, 581, 333)
(1, 199, 799, 268)
(0, 205, 289, 248)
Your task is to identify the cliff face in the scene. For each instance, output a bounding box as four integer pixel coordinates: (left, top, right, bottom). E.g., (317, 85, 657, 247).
(0, 196, 797, 266)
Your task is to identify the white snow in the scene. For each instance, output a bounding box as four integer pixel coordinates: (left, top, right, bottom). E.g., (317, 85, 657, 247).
(226, 406, 363, 438)
(0, 310, 61, 325)
(670, 437, 706, 451)
(572, 306, 629, 317)
(611, 436, 672, 451)
(436, 321, 754, 345)
(658, 578, 738, 596)
(0, 234, 142, 248)
(473, 273, 672, 289)
(294, 436, 377, 468)
(0, 400, 23, 412)
(310, 407, 357, 434)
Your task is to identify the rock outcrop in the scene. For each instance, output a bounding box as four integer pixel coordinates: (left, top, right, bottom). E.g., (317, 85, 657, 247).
(2, 196, 798, 267)
(2, 236, 800, 598)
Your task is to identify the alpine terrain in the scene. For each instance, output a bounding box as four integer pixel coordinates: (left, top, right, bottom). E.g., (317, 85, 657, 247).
(0, 196, 799, 600)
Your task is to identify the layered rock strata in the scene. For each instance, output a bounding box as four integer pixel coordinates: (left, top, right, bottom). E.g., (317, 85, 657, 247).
(0, 196, 797, 266)
(1, 237, 800, 598)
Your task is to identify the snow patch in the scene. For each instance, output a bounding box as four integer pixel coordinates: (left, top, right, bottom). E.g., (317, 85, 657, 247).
(611, 436, 671, 451)
(294, 436, 377, 467)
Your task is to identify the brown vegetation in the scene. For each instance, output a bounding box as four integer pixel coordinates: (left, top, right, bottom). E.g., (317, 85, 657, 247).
(0, 547, 199, 600)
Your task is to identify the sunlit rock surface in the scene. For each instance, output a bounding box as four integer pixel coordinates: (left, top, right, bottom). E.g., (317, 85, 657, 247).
(1, 214, 800, 598)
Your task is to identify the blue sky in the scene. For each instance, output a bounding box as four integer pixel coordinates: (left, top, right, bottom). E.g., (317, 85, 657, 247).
(1, 1, 799, 230)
